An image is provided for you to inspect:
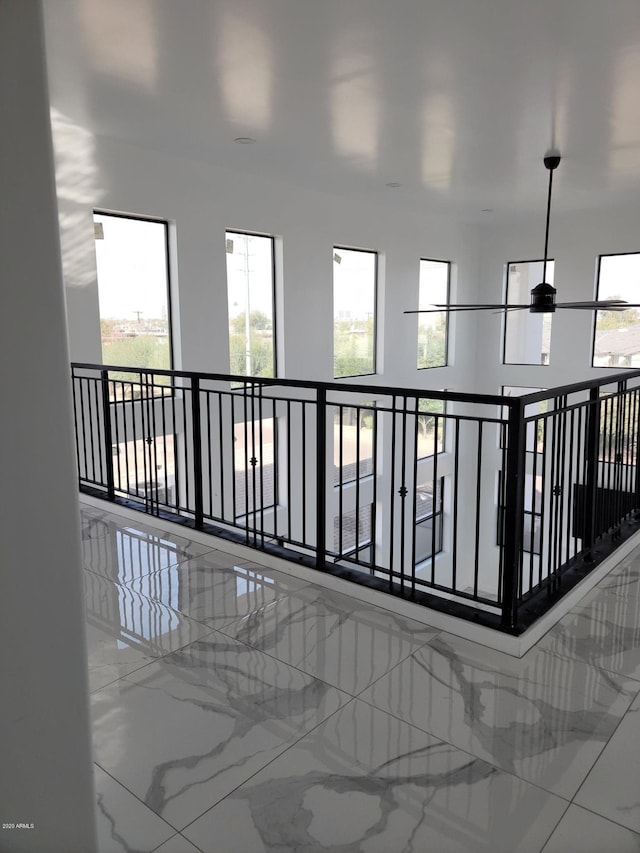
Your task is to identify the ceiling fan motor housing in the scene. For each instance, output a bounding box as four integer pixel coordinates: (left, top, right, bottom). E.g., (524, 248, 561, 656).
(530, 281, 557, 313)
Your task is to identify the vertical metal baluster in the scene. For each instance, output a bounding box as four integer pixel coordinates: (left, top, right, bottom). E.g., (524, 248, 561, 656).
(574, 405, 583, 556)
(181, 377, 189, 514)
(566, 407, 575, 563)
(170, 380, 178, 510)
(231, 392, 238, 522)
(452, 418, 460, 592)
(399, 396, 408, 593)
(628, 389, 637, 503)
(191, 376, 204, 529)
(410, 401, 419, 594)
(92, 378, 104, 486)
(339, 405, 344, 557)
(554, 399, 567, 582)
(501, 398, 525, 630)
(608, 394, 616, 530)
(286, 399, 292, 542)
(473, 420, 483, 599)
(250, 384, 258, 547)
(431, 413, 439, 586)
(206, 390, 212, 519)
(150, 373, 159, 511)
(71, 370, 82, 485)
(243, 382, 250, 541)
(547, 403, 558, 584)
(113, 380, 122, 496)
(370, 406, 378, 574)
(529, 418, 538, 590)
(123, 382, 131, 496)
(101, 369, 115, 501)
(315, 387, 327, 571)
(355, 405, 361, 561)
(78, 378, 90, 482)
(388, 398, 397, 590)
(258, 385, 265, 547)
(615, 384, 626, 525)
(135, 373, 144, 503)
(584, 388, 600, 561)
(161, 376, 168, 508)
(218, 392, 225, 521)
(272, 397, 279, 543)
(301, 402, 307, 545)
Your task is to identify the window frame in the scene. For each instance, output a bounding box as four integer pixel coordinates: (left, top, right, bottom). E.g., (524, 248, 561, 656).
(502, 258, 554, 366)
(591, 251, 640, 369)
(332, 245, 378, 379)
(417, 257, 450, 370)
(94, 210, 175, 372)
(225, 229, 278, 380)
(417, 395, 446, 460)
(414, 475, 444, 565)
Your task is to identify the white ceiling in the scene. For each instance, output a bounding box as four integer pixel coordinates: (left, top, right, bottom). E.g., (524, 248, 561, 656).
(43, 0, 640, 220)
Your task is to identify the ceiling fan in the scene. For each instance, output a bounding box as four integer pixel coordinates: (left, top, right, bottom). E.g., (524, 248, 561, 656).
(405, 151, 640, 316)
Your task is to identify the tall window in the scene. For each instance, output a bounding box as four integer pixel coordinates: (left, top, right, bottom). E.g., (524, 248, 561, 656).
(417, 397, 445, 458)
(417, 259, 449, 368)
(415, 477, 444, 564)
(593, 252, 640, 368)
(503, 260, 554, 365)
(226, 231, 275, 378)
(94, 212, 172, 370)
(333, 247, 377, 378)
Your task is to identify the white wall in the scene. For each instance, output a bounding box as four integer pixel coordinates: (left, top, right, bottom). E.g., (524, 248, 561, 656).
(55, 131, 480, 392)
(475, 203, 640, 395)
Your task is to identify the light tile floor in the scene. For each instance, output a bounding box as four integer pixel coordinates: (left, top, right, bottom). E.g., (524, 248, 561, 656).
(81, 501, 640, 852)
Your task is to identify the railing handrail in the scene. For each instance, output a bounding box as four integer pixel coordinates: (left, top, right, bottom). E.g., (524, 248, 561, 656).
(514, 370, 640, 405)
(72, 361, 640, 413)
(70, 361, 518, 408)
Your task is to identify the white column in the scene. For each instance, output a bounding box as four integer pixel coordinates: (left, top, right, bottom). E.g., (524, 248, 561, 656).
(0, 2, 97, 851)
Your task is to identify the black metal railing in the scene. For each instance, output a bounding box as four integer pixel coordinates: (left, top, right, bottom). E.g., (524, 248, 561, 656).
(71, 363, 640, 634)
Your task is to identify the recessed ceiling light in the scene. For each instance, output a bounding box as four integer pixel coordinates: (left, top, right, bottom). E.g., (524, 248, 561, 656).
(386, 182, 402, 188)
(234, 137, 256, 144)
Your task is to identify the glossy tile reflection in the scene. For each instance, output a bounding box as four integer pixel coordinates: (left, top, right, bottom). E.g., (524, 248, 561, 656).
(542, 804, 640, 853)
(575, 692, 640, 834)
(84, 571, 212, 691)
(78, 502, 640, 852)
(596, 544, 640, 594)
(362, 632, 639, 798)
(183, 700, 567, 853)
(82, 519, 215, 585)
(94, 764, 175, 853)
(128, 552, 309, 628)
(92, 631, 348, 830)
(539, 585, 640, 679)
(222, 584, 439, 695)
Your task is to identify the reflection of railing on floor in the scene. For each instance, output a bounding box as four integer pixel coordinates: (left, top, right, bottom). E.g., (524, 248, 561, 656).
(72, 363, 640, 635)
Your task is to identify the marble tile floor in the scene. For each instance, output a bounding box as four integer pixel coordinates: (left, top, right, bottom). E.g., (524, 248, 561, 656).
(81, 501, 640, 852)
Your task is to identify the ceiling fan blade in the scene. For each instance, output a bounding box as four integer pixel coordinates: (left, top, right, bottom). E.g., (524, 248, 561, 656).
(404, 304, 529, 314)
(556, 301, 640, 311)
